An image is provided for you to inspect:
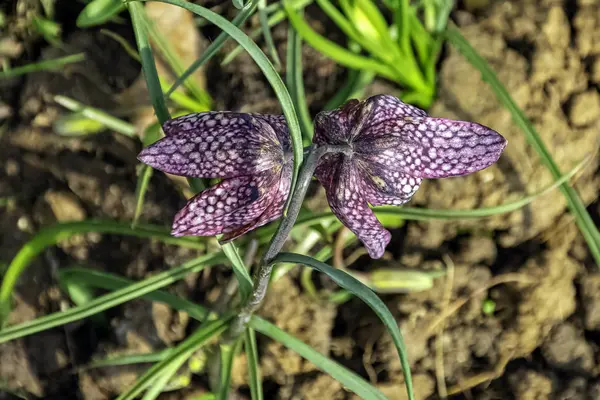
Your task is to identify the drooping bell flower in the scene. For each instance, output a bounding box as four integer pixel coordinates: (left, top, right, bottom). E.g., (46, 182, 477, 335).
(138, 112, 292, 241)
(313, 95, 507, 258)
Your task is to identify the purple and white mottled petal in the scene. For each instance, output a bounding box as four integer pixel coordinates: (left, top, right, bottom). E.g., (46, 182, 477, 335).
(316, 157, 391, 259)
(254, 114, 291, 151)
(357, 94, 427, 135)
(138, 113, 283, 179)
(313, 99, 362, 146)
(357, 117, 507, 179)
(356, 158, 422, 206)
(171, 172, 278, 237)
(220, 161, 293, 242)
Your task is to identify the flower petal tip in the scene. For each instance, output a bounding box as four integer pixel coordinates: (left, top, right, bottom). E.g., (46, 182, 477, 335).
(363, 229, 391, 259)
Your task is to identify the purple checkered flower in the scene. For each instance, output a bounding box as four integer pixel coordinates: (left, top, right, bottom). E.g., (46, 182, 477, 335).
(138, 112, 292, 241)
(313, 95, 507, 259)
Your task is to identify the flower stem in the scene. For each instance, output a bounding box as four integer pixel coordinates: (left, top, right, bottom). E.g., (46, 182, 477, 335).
(223, 144, 350, 341)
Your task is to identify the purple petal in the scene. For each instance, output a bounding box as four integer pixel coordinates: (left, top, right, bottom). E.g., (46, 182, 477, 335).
(356, 157, 422, 206)
(313, 99, 362, 146)
(220, 162, 292, 242)
(171, 171, 278, 237)
(357, 117, 507, 179)
(254, 114, 291, 152)
(315, 157, 391, 259)
(138, 112, 284, 179)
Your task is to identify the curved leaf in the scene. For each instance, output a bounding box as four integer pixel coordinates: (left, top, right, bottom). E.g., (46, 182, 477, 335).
(0, 219, 205, 326)
(0, 253, 224, 343)
(274, 252, 414, 400)
(77, 0, 125, 27)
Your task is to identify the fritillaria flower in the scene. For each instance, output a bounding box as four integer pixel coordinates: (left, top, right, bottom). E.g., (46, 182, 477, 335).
(138, 112, 292, 241)
(313, 95, 507, 258)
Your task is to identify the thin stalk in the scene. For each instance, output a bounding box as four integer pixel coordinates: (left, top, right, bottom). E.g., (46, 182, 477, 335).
(223, 144, 351, 340)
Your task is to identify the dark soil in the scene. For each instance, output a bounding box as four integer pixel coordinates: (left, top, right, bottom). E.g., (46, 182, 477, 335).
(1, 0, 600, 399)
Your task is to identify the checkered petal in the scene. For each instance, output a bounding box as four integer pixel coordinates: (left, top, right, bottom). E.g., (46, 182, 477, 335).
(138, 112, 284, 179)
(356, 116, 507, 179)
(356, 158, 422, 206)
(220, 162, 293, 242)
(171, 171, 279, 237)
(316, 157, 391, 259)
(313, 99, 362, 146)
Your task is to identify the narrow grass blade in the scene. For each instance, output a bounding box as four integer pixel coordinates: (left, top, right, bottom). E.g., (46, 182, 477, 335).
(133, 122, 163, 228)
(0, 219, 205, 326)
(117, 316, 231, 400)
(132, 165, 154, 227)
(0, 53, 85, 79)
(286, 19, 313, 142)
(274, 252, 414, 400)
(77, 0, 125, 27)
(140, 0, 303, 214)
(221, 242, 253, 302)
(0, 253, 225, 343)
(54, 95, 136, 137)
(142, 357, 189, 400)
(58, 267, 211, 321)
(250, 317, 388, 400)
(217, 339, 242, 400)
(47, 268, 388, 400)
(259, 0, 282, 68)
(53, 113, 107, 137)
(82, 350, 171, 371)
(136, 6, 211, 107)
(284, 2, 398, 81)
(244, 328, 263, 400)
(166, 1, 258, 97)
(128, 2, 171, 124)
(232, 0, 245, 9)
(445, 26, 600, 266)
(222, 0, 314, 66)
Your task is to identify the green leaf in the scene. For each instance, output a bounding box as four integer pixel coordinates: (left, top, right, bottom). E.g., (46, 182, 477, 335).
(166, 2, 258, 97)
(117, 316, 231, 400)
(0, 53, 85, 79)
(53, 112, 106, 137)
(0, 253, 225, 344)
(222, 0, 314, 66)
(286, 16, 313, 143)
(217, 339, 242, 400)
(284, 2, 398, 81)
(54, 95, 137, 137)
(128, 2, 171, 124)
(244, 328, 263, 400)
(77, 0, 125, 27)
(57, 267, 211, 322)
(445, 27, 600, 267)
(82, 350, 170, 371)
(259, 0, 282, 68)
(40, 267, 388, 400)
(232, 0, 246, 9)
(142, 358, 189, 399)
(274, 252, 414, 400)
(136, 6, 211, 107)
(221, 242, 253, 302)
(139, 0, 303, 217)
(132, 165, 154, 227)
(250, 317, 388, 399)
(0, 220, 206, 327)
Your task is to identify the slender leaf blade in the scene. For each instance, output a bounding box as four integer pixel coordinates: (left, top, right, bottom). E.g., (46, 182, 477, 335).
(445, 27, 600, 266)
(244, 328, 263, 400)
(274, 252, 414, 400)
